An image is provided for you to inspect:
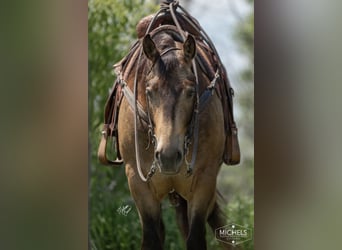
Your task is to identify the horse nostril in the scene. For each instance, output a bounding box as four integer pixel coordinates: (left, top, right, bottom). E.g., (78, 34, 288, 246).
(155, 151, 161, 161)
(156, 148, 183, 170)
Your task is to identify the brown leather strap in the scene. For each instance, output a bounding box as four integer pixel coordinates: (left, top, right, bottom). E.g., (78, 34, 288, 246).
(98, 79, 124, 166)
(223, 123, 240, 165)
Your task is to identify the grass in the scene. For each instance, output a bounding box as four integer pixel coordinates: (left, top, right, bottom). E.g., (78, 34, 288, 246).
(90, 164, 254, 250)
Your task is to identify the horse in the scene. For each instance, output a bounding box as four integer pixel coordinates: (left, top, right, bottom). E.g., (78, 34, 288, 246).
(115, 25, 237, 249)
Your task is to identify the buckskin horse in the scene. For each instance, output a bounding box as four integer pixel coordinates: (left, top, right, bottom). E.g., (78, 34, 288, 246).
(98, 1, 240, 249)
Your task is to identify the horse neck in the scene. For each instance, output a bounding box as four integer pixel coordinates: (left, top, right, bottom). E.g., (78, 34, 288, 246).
(123, 46, 149, 107)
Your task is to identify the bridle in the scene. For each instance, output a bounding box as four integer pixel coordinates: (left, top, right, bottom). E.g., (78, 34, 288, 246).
(119, 45, 218, 182)
(143, 46, 198, 179)
(143, 49, 184, 153)
(118, 0, 221, 182)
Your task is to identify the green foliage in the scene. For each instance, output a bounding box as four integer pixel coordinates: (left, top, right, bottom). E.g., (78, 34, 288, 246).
(225, 195, 254, 249)
(227, 1, 254, 249)
(236, 13, 254, 65)
(89, 0, 158, 249)
(234, 0, 254, 142)
(89, 0, 158, 141)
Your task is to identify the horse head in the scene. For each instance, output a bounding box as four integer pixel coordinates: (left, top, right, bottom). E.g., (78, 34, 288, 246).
(142, 32, 197, 175)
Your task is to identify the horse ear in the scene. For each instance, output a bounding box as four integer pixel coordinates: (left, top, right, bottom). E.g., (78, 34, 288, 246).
(183, 34, 196, 62)
(143, 34, 159, 63)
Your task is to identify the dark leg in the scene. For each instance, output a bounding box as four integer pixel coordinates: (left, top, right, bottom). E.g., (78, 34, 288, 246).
(186, 182, 216, 249)
(127, 166, 164, 250)
(186, 214, 207, 250)
(140, 212, 164, 250)
(159, 211, 165, 246)
(207, 201, 226, 231)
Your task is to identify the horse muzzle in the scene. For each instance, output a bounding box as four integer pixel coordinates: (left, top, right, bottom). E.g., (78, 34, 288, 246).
(154, 147, 183, 175)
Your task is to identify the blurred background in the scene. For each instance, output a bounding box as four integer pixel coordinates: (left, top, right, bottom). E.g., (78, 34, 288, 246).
(3, 0, 342, 250)
(89, 0, 254, 249)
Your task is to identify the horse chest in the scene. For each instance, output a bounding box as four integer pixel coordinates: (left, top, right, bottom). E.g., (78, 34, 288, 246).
(148, 172, 196, 201)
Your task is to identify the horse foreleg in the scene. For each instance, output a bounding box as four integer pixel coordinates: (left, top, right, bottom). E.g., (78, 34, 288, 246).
(186, 175, 217, 250)
(126, 166, 164, 250)
(139, 211, 164, 250)
(186, 212, 207, 250)
(135, 195, 164, 250)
